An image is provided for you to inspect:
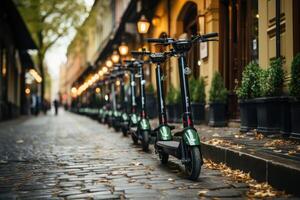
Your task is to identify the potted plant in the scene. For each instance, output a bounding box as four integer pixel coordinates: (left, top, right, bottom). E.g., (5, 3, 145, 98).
(256, 58, 285, 134)
(208, 72, 228, 127)
(145, 83, 157, 119)
(236, 62, 261, 132)
(166, 84, 176, 123)
(289, 53, 300, 138)
(190, 77, 206, 124)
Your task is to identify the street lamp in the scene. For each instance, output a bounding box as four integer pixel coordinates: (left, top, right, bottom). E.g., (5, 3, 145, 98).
(105, 59, 113, 68)
(137, 15, 150, 34)
(111, 50, 120, 63)
(118, 42, 129, 56)
(102, 66, 108, 73)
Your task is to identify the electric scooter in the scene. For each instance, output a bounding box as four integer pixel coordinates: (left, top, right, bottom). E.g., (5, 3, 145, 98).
(146, 32, 218, 180)
(112, 64, 130, 135)
(129, 50, 152, 151)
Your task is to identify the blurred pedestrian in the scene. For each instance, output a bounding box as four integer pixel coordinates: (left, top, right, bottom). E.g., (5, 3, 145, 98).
(53, 99, 59, 116)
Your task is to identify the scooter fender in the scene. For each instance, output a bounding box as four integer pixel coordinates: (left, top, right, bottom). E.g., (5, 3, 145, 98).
(121, 113, 129, 121)
(130, 114, 139, 125)
(138, 118, 151, 131)
(183, 128, 200, 146)
(158, 125, 172, 140)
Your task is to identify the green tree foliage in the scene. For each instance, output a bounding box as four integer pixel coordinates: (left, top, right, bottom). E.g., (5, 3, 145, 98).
(209, 72, 228, 103)
(289, 53, 300, 99)
(236, 61, 262, 99)
(15, 0, 89, 98)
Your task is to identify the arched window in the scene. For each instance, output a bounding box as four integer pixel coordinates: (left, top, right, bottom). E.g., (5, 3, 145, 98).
(177, 2, 199, 78)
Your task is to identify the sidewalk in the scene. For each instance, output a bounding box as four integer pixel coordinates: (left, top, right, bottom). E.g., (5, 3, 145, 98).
(151, 120, 300, 196)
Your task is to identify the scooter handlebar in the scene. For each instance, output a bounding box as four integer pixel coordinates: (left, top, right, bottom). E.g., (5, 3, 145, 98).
(202, 32, 218, 39)
(146, 38, 166, 43)
(131, 50, 151, 56)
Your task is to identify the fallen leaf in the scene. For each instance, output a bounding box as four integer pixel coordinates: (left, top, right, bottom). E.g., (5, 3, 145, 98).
(16, 139, 24, 144)
(198, 190, 208, 196)
(212, 133, 220, 137)
(0, 160, 8, 164)
(288, 150, 296, 156)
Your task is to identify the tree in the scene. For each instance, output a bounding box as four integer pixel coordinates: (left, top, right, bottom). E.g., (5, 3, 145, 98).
(15, 0, 89, 101)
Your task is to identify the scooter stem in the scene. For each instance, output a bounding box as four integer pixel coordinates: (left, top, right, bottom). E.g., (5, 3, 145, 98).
(130, 72, 137, 113)
(138, 63, 147, 117)
(178, 55, 193, 128)
(155, 63, 167, 124)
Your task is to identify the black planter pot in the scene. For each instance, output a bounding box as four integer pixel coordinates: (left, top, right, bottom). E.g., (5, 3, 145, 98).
(191, 102, 205, 124)
(256, 97, 283, 134)
(239, 99, 257, 132)
(280, 97, 291, 136)
(290, 99, 300, 138)
(208, 102, 227, 127)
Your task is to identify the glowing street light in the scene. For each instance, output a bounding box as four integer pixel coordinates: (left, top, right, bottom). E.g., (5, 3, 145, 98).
(137, 15, 150, 34)
(111, 50, 120, 63)
(118, 42, 129, 56)
(105, 59, 113, 68)
(102, 66, 108, 73)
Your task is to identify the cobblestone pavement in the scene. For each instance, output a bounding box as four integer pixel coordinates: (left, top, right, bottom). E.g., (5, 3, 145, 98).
(0, 110, 290, 199)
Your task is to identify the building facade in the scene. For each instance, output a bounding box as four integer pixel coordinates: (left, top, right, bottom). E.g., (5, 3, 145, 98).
(0, 0, 37, 120)
(60, 0, 131, 107)
(66, 0, 299, 121)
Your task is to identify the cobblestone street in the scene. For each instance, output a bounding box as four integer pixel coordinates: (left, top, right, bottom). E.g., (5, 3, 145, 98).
(0, 110, 292, 199)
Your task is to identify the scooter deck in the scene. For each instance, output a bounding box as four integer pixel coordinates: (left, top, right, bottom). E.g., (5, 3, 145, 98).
(157, 141, 179, 151)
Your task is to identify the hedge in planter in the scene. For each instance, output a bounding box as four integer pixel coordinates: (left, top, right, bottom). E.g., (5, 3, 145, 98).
(236, 62, 261, 132)
(190, 77, 206, 124)
(289, 53, 300, 138)
(208, 72, 228, 127)
(256, 58, 285, 135)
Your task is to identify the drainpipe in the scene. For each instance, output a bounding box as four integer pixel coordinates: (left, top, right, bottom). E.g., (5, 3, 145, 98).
(275, 0, 281, 58)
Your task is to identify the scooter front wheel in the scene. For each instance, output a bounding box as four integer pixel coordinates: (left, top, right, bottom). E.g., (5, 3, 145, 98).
(185, 146, 201, 180)
(141, 130, 149, 152)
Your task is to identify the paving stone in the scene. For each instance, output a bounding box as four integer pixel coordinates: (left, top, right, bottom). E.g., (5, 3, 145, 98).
(66, 191, 112, 199)
(0, 111, 292, 199)
(203, 188, 243, 198)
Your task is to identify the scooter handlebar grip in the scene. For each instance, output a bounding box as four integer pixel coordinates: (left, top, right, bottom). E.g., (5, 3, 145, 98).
(202, 32, 218, 39)
(146, 38, 166, 43)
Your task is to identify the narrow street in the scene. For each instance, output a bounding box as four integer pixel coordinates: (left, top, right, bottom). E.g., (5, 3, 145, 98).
(0, 110, 256, 199)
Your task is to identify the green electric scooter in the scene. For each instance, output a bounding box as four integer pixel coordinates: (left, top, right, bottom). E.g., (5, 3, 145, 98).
(129, 50, 152, 151)
(146, 32, 218, 180)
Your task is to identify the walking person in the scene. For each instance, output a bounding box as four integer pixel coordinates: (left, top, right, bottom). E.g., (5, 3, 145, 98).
(53, 99, 59, 116)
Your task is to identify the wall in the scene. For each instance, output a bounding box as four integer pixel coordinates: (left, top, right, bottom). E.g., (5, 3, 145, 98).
(258, 0, 294, 76)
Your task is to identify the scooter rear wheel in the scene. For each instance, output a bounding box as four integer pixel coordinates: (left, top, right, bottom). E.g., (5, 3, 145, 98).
(159, 152, 169, 164)
(185, 146, 201, 180)
(141, 130, 149, 152)
(122, 128, 128, 136)
(131, 133, 138, 144)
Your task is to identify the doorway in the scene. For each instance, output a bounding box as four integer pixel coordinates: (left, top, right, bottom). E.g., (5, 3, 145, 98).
(219, 0, 258, 119)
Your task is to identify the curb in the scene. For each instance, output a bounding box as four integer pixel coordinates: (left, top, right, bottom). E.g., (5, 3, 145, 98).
(201, 142, 300, 196)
